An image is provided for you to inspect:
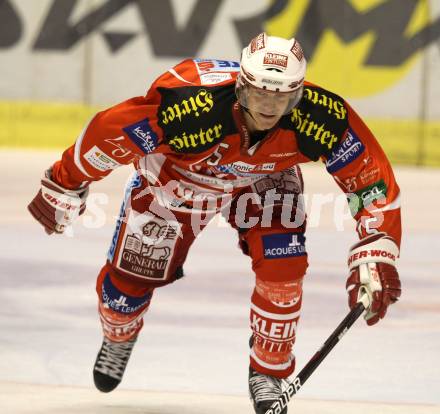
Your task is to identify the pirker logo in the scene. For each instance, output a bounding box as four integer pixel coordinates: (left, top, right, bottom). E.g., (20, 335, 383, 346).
(291, 109, 339, 150)
(266, 0, 440, 97)
(348, 250, 396, 266)
(303, 87, 347, 120)
(168, 123, 223, 152)
(161, 89, 214, 125)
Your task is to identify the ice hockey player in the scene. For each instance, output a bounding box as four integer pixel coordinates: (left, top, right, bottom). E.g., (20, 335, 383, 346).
(28, 33, 401, 414)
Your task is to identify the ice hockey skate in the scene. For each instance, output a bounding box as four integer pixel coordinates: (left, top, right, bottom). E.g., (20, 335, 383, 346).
(249, 367, 287, 414)
(93, 336, 137, 392)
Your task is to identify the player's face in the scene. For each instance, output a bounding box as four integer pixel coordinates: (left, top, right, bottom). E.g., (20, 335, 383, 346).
(246, 108, 282, 131)
(245, 86, 291, 130)
(247, 86, 291, 114)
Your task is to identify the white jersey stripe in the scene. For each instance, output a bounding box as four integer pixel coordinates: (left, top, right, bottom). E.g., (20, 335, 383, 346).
(168, 68, 193, 84)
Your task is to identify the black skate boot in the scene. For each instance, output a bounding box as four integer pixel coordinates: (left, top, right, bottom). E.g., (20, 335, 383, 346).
(93, 336, 137, 392)
(249, 367, 288, 414)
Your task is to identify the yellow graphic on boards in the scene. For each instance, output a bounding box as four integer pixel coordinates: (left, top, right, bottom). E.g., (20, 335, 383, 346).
(265, 0, 430, 98)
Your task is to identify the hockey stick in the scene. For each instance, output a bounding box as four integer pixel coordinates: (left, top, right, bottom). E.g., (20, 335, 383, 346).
(264, 295, 369, 414)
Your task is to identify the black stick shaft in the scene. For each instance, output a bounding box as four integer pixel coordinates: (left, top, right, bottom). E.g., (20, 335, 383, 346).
(264, 302, 366, 414)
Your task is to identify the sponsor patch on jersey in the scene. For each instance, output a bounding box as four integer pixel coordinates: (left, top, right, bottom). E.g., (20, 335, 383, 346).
(288, 86, 349, 161)
(261, 163, 276, 171)
(84, 145, 121, 171)
(123, 118, 159, 154)
(326, 129, 365, 173)
(101, 273, 152, 314)
(215, 164, 267, 178)
(115, 212, 180, 281)
(230, 161, 275, 173)
(158, 85, 236, 154)
(194, 59, 240, 75)
(214, 161, 275, 177)
(200, 72, 232, 85)
(262, 233, 306, 259)
(360, 166, 380, 185)
(349, 179, 387, 215)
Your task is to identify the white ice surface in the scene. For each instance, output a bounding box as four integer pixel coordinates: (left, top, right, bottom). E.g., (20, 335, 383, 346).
(0, 150, 439, 413)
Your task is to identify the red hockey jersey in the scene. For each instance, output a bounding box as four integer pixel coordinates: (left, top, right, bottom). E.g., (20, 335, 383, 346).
(51, 58, 401, 245)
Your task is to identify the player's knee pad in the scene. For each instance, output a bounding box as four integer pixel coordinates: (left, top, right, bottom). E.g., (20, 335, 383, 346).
(255, 274, 305, 305)
(246, 228, 309, 301)
(96, 264, 154, 342)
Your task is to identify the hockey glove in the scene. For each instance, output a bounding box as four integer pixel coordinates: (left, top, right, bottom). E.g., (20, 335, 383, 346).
(346, 233, 401, 325)
(28, 168, 88, 235)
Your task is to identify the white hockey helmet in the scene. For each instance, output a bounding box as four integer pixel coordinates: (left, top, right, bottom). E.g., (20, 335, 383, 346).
(236, 33, 307, 115)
